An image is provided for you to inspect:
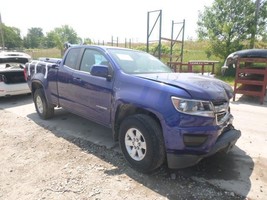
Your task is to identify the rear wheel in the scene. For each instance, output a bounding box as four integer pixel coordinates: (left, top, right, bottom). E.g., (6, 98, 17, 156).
(119, 114, 165, 173)
(33, 89, 54, 119)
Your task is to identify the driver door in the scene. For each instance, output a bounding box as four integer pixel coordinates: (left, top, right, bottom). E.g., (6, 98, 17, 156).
(71, 48, 114, 126)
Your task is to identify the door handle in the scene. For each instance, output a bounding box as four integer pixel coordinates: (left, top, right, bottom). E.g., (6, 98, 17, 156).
(73, 77, 82, 83)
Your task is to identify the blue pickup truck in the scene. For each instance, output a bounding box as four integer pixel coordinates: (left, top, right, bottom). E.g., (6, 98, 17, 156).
(25, 45, 241, 173)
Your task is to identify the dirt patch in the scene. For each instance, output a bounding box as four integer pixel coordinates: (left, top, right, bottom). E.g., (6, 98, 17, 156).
(0, 108, 245, 200)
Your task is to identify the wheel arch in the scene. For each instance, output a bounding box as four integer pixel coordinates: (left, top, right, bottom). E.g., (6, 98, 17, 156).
(31, 79, 54, 105)
(31, 80, 44, 96)
(112, 103, 162, 141)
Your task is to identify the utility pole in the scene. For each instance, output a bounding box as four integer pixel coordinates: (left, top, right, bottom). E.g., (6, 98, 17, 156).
(0, 12, 5, 50)
(250, 0, 261, 48)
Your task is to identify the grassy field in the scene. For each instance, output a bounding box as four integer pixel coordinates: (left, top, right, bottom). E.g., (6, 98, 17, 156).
(216, 75, 235, 86)
(25, 48, 61, 60)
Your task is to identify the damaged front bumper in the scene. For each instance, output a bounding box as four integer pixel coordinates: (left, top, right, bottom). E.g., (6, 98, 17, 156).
(167, 128, 241, 169)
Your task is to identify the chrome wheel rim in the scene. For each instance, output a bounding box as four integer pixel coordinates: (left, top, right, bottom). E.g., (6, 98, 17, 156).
(125, 128, 147, 161)
(36, 96, 44, 114)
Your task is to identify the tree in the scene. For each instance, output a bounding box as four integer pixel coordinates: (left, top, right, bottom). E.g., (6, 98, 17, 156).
(43, 31, 57, 48)
(83, 38, 92, 45)
(23, 27, 44, 49)
(44, 25, 80, 55)
(1, 24, 22, 49)
(197, 0, 267, 59)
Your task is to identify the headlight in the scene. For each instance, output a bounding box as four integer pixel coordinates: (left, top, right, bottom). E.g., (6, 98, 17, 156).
(171, 97, 214, 117)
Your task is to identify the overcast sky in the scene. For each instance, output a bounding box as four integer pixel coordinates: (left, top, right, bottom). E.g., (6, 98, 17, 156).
(1, 0, 213, 43)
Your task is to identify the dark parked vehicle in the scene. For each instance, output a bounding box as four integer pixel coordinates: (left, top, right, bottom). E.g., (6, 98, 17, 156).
(222, 49, 267, 76)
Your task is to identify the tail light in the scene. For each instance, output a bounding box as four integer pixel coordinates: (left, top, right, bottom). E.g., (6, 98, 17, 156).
(23, 67, 28, 81)
(0, 74, 7, 83)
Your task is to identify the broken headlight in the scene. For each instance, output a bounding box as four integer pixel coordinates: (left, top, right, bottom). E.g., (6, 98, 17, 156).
(171, 97, 214, 117)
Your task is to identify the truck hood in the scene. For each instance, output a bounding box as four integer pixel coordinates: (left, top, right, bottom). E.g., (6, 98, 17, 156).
(136, 73, 233, 101)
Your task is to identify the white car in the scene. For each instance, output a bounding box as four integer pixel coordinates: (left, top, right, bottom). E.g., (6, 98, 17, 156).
(0, 51, 31, 97)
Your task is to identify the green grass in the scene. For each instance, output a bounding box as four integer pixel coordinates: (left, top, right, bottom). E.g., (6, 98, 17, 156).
(216, 75, 235, 86)
(25, 48, 61, 60)
(135, 41, 225, 75)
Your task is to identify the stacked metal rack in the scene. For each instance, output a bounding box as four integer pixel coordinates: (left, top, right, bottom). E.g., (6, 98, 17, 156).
(233, 57, 267, 104)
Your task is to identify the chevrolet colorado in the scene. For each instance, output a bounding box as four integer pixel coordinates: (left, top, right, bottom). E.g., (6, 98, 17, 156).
(25, 45, 241, 173)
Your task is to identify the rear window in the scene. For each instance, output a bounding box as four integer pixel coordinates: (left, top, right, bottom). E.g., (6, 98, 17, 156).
(64, 48, 81, 69)
(0, 57, 29, 64)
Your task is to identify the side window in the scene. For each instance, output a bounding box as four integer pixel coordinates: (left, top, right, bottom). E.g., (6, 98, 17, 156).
(80, 49, 109, 73)
(64, 48, 80, 69)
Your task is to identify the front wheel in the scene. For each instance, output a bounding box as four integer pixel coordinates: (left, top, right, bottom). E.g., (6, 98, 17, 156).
(33, 89, 54, 119)
(119, 114, 165, 173)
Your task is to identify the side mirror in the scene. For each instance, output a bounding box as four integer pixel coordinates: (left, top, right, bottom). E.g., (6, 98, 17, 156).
(90, 65, 112, 81)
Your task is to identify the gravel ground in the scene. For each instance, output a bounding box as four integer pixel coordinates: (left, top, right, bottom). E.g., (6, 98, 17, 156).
(0, 108, 246, 200)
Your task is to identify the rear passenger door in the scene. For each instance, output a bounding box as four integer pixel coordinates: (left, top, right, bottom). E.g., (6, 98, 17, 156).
(57, 47, 82, 110)
(71, 48, 114, 126)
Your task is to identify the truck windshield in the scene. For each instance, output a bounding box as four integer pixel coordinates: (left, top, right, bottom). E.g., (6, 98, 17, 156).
(108, 49, 172, 74)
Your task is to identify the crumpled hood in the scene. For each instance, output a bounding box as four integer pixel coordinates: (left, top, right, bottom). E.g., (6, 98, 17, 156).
(136, 73, 233, 101)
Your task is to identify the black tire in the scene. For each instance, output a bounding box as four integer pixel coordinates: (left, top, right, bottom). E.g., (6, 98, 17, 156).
(119, 114, 165, 173)
(33, 88, 54, 119)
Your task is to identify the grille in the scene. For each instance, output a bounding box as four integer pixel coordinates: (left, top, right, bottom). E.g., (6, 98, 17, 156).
(212, 101, 229, 124)
(216, 111, 227, 122)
